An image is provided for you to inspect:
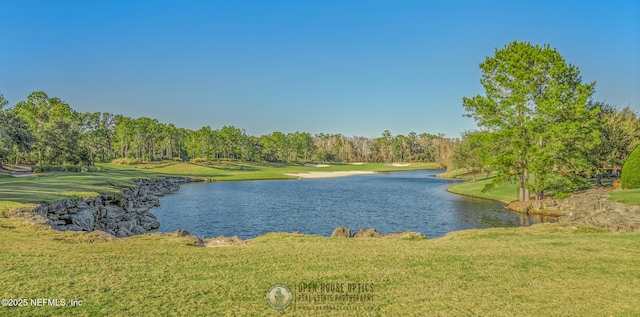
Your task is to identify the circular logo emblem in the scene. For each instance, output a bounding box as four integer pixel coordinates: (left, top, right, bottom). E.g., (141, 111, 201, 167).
(266, 284, 292, 310)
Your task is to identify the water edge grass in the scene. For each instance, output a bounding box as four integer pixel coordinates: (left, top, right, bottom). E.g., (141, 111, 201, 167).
(0, 218, 638, 316)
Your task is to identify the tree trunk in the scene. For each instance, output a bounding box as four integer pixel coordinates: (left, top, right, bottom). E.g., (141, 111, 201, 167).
(519, 169, 531, 202)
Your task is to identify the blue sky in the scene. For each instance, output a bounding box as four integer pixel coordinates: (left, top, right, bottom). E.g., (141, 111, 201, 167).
(1, 0, 638, 138)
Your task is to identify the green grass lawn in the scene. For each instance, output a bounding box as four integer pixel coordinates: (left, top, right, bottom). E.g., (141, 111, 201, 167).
(0, 218, 638, 316)
(445, 172, 640, 206)
(608, 188, 640, 205)
(447, 177, 519, 204)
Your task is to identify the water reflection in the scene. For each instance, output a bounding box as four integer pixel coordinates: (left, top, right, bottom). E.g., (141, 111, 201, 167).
(152, 170, 552, 239)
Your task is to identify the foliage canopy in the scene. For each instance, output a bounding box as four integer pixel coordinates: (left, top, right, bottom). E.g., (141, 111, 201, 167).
(463, 41, 599, 201)
(621, 145, 640, 189)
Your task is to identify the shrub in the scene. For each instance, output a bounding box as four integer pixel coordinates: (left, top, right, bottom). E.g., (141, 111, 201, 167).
(82, 165, 103, 172)
(171, 157, 183, 162)
(621, 145, 640, 189)
(553, 192, 571, 199)
(190, 158, 208, 163)
(111, 158, 142, 165)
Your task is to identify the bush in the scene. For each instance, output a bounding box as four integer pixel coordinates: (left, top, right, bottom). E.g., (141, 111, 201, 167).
(171, 157, 183, 162)
(83, 165, 103, 172)
(621, 145, 640, 189)
(111, 158, 142, 165)
(190, 158, 208, 163)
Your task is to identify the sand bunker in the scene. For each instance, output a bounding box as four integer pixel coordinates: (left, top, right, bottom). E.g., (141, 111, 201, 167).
(285, 171, 376, 179)
(390, 163, 410, 167)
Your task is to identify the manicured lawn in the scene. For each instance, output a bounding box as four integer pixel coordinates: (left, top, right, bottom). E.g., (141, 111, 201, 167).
(446, 177, 519, 204)
(608, 188, 640, 205)
(0, 218, 638, 316)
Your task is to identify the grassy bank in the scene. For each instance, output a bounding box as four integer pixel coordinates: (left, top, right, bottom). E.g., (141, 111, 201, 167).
(446, 177, 518, 204)
(1, 218, 638, 316)
(608, 188, 640, 205)
(0, 161, 438, 214)
(442, 171, 640, 206)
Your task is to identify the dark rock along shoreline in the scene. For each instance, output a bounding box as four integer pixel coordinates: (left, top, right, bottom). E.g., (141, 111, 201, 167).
(32, 177, 200, 237)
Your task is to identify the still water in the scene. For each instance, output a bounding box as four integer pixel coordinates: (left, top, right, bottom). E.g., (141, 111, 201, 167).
(152, 170, 538, 239)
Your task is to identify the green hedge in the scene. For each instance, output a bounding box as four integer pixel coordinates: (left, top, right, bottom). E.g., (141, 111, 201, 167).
(621, 145, 640, 189)
(31, 165, 103, 173)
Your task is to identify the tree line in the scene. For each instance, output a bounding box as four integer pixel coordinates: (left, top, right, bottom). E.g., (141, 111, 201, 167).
(0, 91, 453, 167)
(453, 41, 640, 201)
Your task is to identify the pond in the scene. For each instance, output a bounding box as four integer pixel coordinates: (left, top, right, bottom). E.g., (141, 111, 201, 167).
(152, 170, 541, 239)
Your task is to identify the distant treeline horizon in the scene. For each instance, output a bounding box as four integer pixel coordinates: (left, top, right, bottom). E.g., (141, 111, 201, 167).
(0, 91, 455, 166)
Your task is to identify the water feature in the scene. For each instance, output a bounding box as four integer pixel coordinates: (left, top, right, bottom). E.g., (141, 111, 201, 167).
(152, 170, 539, 239)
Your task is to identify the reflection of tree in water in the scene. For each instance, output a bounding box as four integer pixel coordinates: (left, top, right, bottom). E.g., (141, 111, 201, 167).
(519, 214, 531, 226)
(451, 197, 542, 229)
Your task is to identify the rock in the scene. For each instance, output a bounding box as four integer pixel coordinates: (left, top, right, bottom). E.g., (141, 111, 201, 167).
(131, 225, 147, 235)
(115, 228, 132, 237)
(174, 229, 191, 237)
(59, 214, 72, 221)
(140, 216, 160, 230)
(383, 230, 426, 239)
(76, 201, 89, 208)
(105, 205, 125, 220)
(118, 219, 138, 231)
(66, 224, 84, 231)
(36, 204, 50, 217)
(353, 228, 382, 238)
(29, 176, 193, 237)
(71, 208, 96, 231)
(52, 199, 71, 213)
(203, 236, 244, 247)
(331, 226, 351, 238)
(51, 220, 66, 226)
(558, 189, 640, 232)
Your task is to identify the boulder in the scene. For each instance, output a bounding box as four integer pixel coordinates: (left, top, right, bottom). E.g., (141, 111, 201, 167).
(331, 226, 351, 238)
(116, 228, 133, 237)
(383, 230, 426, 239)
(353, 228, 382, 238)
(140, 216, 160, 230)
(105, 205, 125, 220)
(174, 229, 191, 237)
(118, 219, 138, 231)
(65, 224, 84, 231)
(131, 225, 147, 235)
(32, 176, 194, 237)
(204, 236, 244, 247)
(34, 205, 49, 217)
(71, 208, 96, 231)
(52, 199, 71, 213)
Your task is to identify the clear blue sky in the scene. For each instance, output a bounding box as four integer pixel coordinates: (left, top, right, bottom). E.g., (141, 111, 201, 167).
(1, 0, 638, 138)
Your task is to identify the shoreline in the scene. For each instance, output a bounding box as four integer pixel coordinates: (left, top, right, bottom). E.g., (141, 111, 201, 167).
(284, 170, 377, 179)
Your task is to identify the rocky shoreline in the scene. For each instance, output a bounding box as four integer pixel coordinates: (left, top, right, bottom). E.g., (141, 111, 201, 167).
(509, 189, 640, 232)
(31, 177, 201, 237)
